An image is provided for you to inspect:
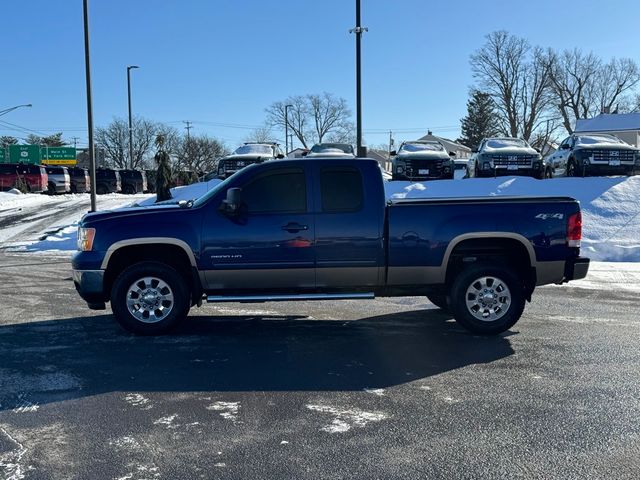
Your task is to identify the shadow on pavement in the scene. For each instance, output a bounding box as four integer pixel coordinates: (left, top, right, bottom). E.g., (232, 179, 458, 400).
(0, 310, 514, 410)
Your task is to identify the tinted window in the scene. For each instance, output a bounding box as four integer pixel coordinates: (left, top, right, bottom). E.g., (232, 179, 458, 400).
(242, 168, 306, 214)
(320, 167, 364, 213)
(0, 164, 16, 174)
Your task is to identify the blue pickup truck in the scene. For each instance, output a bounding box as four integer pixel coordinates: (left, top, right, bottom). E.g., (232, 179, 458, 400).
(72, 158, 589, 335)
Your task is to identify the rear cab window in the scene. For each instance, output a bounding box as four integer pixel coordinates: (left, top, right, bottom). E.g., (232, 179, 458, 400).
(319, 167, 364, 213)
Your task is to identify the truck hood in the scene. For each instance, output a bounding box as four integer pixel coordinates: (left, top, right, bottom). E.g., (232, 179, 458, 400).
(222, 154, 271, 161)
(397, 151, 450, 160)
(576, 143, 638, 151)
(80, 204, 183, 226)
(482, 147, 538, 156)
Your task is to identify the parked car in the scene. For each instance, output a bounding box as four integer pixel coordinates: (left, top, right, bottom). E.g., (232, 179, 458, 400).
(95, 168, 122, 194)
(44, 165, 71, 194)
(72, 158, 589, 336)
(468, 138, 544, 179)
(216, 142, 283, 179)
(305, 143, 355, 158)
(545, 133, 640, 177)
(68, 167, 90, 193)
(0, 163, 48, 193)
(391, 141, 455, 181)
(119, 169, 148, 194)
(145, 170, 157, 193)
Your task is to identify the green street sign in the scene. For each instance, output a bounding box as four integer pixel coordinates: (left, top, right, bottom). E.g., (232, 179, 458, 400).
(41, 147, 77, 165)
(0, 148, 6, 162)
(9, 144, 41, 164)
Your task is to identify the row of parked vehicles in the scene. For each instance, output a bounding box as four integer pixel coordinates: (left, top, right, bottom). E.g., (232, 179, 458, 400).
(393, 134, 640, 181)
(0, 164, 151, 195)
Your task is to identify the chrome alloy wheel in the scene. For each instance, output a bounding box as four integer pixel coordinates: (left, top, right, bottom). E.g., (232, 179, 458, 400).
(465, 276, 511, 322)
(126, 277, 174, 323)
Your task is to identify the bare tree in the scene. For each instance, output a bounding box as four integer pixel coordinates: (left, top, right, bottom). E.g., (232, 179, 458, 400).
(593, 57, 640, 114)
(177, 134, 228, 176)
(471, 31, 552, 142)
(244, 125, 274, 143)
(0, 136, 18, 148)
(266, 93, 354, 148)
(96, 117, 164, 169)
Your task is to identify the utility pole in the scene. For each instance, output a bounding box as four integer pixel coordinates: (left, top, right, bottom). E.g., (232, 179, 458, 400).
(289, 134, 294, 154)
(127, 65, 139, 170)
(83, 0, 97, 212)
(350, 0, 368, 157)
(389, 130, 393, 156)
(71, 136, 79, 148)
(183, 120, 193, 141)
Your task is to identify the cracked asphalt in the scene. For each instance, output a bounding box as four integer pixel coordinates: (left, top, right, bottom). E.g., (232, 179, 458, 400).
(0, 251, 639, 479)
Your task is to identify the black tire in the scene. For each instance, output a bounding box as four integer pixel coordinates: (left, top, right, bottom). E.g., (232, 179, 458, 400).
(427, 293, 449, 311)
(96, 184, 108, 195)
(70, 183, 77, 194)
(544, 168, 553, 179)
(123, 184, 135, 195)
(449, 263, 526, 335)
(110, 261, 191, 335)
(47, 182, 56, 195)
(567, 159, 583, 178)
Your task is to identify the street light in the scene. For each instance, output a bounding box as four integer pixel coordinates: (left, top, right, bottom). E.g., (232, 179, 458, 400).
(83, 0, 97, 212)
(350, 0, 368, 157)
(284, 104, 293, 155)
(0, 104, 32, 117)
(127, 65, 139, 169)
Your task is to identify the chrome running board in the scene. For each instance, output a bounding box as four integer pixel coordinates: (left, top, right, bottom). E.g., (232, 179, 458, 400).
(206, 292, 375, 303)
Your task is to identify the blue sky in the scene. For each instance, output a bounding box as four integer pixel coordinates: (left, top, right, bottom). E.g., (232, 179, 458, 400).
(2, 0, 638, 150)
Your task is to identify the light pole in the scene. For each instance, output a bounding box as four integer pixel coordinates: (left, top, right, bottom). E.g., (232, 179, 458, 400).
(83, 0, 97, 212)
(127, 65, 139, 169)
(284, 104, 293, 155)
(350, 0, 368, 157)
(0, 104, 32, 117)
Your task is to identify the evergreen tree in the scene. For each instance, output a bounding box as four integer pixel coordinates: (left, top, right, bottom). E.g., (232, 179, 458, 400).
(154, 135, 173, 202)
(458, 90, 501, 149)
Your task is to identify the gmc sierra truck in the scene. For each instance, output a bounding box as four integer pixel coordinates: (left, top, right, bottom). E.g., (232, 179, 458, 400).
(72, 158, 589, 336)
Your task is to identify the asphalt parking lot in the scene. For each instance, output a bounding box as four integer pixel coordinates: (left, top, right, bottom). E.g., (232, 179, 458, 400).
(1, 252, 639, 479)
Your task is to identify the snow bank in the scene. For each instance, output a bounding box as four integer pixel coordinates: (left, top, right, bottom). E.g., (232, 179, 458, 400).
(387, 176, 640, 262)
(136, 179, 222, 206)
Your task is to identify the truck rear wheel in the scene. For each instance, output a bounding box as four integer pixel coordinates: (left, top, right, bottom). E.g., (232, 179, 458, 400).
(110, 261, 190, 335)
(449, 263, 525, 335)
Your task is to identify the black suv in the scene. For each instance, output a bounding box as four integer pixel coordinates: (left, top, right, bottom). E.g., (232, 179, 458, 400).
(546, 133, 640, 177)
(119, 169, 148, 194)
(68, 167, 90, 193)
(95, 168, 122, 194)
(391, 141, 455, 181)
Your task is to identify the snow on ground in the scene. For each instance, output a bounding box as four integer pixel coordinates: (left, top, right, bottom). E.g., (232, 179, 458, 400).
(2, 175, 639, 263)
(556, 262, 640, 293)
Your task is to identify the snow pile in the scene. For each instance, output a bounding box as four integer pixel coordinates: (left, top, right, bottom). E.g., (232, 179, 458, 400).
(136, 179, 222, 206)
(387, 176, 640, 262)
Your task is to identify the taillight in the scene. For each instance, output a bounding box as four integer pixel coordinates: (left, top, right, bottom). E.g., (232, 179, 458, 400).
(567, 211, 582, 247)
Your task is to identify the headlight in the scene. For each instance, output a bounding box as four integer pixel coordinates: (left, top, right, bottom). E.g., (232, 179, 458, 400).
(77, 227, 96, 251)
(635, 153, 640, 165)
(584, 158, 590, 165)
(533, 161, 541, 169)
(396, 165, 404, 173)
(483, 162, 492, 170)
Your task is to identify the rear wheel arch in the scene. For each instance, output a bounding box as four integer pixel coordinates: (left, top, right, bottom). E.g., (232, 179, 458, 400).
(443, 235, 535, 294)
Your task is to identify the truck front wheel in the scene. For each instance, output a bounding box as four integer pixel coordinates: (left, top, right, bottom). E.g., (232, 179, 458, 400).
(449, 263, 525, 335)
(110, 261, 190, 335)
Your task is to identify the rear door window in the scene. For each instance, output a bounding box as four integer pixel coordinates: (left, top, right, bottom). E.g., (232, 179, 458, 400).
(319, 167, 364, 213)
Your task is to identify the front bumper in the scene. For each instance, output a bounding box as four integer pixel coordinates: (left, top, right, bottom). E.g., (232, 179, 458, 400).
(72, 269, 106, 307)
(564, 257, 590, 282)
(583, 163, 637, 176)
(477, 167, 541, 178)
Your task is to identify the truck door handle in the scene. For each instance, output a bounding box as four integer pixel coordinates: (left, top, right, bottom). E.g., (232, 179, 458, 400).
(282, 223, 308, 233)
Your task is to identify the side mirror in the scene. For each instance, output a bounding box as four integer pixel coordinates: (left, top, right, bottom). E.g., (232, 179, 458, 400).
(471, 149, 478, 153)
(221, 187, 242, 215)
(449, 151, 456, 157)
(301, 150, 309, 157)
(389, 150, 397, 156)
(560, 144, 570, 150)
(535, 148, 541, 154)
(276, 153, 285, 159)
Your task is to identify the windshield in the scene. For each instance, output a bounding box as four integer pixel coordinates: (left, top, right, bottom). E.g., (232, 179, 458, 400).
(485, 138, 529, 149)
(310, 143, 354, 154)
(233, 144, 273, 156)
(576, 135, 622, 145)
(191, 172, 238, 207)
(399, 142, 444, 153)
